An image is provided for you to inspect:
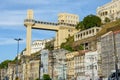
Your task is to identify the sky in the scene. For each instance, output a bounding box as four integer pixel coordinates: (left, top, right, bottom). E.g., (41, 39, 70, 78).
(0, 0, 111, 63)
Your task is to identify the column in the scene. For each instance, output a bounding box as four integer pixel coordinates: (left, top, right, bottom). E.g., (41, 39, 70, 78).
(26, 25, 32, 56)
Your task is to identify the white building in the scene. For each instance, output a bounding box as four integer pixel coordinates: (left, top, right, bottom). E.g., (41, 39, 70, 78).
(31, 39, 52, 54)
(40, 49, 49, 79)
(52, 49, 69, 80)
(74, 51, 87, 80)
(74, 27, 101, 41)
(97, 0, 120, 22)
(85, 51, 99, 80)
(22, 38, 53, 55)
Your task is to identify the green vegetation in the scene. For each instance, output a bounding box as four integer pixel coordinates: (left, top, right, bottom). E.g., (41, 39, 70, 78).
(76, 21, 84, 30)
(0, 60, 12, 69)
(73, 44, 84, 51)
(96, 19, 120, 37)
(0, 53, 22, 69)
(104, 17, 111, 23)
(61, 36, 84, 51)
(45, 39, 55, 51)
(43, 74, 51, 80)
(61, 36, 74, 51)
(76, 14, 102, 30)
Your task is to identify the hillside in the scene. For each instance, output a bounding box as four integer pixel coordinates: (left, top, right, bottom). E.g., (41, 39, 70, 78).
(96, 19, 120, 37)
(63, 19, 120, 50)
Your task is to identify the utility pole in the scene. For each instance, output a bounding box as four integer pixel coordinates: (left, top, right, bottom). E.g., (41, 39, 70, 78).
(14, 38, 22, 79)
(113, 31, 119, 80)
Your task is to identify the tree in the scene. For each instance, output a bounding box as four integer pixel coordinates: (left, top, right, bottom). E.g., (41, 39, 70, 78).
(45, 39, 55, 51)
(104, 17, 110, 23)
(60, 36, 74, 51)
(0, 60, 12, 69)
(83, 14, 101, 29)
(76, 21, 84, 30)
(73, 45, 84, 51)
(43, 74, 51, 80)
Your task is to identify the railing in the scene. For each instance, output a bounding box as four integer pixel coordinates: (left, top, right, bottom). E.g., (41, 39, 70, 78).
(24, 19, 76, 27)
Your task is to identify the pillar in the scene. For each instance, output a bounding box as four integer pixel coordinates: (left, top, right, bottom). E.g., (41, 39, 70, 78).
(26, 25, 32, 56)
(25, 9, 34, 56)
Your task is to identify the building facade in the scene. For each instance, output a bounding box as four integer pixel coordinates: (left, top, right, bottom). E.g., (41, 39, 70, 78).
(6, 63, 15, 80)
(66, 51, 76, 80)
(29, 60, 40, 80)
(74, 51, 86, 80)
(31, 39, 52, 54)
(0, 68, 7, 80)
(40, 49, 49, 79)
(74, 27, 101, 51)
(58, 13, 79, 25)
(74, 27, 101, 41)
(52, 49, 69, 80)
(100, 31, 115, 79)
(100, 30, 120, 79)
(85, 51, 99, 80)
(97, 0, 120, 22)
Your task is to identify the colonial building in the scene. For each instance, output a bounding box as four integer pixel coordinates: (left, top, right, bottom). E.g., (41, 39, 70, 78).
(7, 63, 16, 80)
(97, 0, 120, 22)
(58, 13, 79, 25)
(74, 27, 101, 51)
(29, 60, 40, 80)
(85, 51, 99, 80)
(31, 39, 53, 54)
(74, 27, 101, 41)
(52, 49, 69, 80)
(0, 68, 7, 80)
(74, 50, 87, 80)
(100, 30, 120, 79)
(40, 49, 49, 79)
(66, 51, 76, 80)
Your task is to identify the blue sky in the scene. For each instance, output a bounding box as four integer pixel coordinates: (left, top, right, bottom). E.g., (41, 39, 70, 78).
(0, 0, 111, 63)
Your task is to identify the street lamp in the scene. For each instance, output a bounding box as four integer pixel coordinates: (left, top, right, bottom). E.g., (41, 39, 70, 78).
(14, 38, 22, 79)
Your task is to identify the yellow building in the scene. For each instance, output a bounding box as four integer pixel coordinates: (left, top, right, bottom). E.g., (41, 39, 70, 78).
(24, 10, 79, 56)
(58, 13, 79, 25)
(74, 50, 87, 80)
(66, 51, 77, 80)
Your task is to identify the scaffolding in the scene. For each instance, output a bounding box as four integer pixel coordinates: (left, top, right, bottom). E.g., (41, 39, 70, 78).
(100, 30, 120, 78)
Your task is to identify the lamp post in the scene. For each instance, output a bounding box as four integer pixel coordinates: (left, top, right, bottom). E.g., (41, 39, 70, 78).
(14, 38, 22, 79)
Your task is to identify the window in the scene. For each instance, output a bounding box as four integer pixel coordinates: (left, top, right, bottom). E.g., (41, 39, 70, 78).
(96, 29, 99, 32)
(92, 29, 94, 33)
(86, 31, 88, 35)
(89, 30, 91, 34)
(61, 20, 64, 22)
